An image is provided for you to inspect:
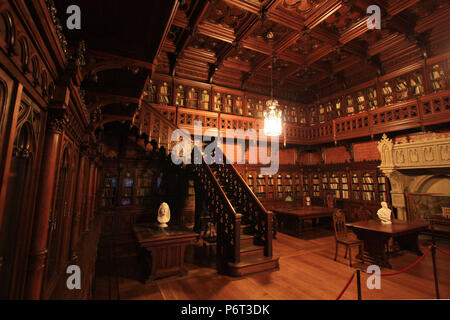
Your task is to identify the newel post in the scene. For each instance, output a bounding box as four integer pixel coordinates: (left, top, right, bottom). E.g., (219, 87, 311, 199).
(265, 211, 273, 257)
(234, 213, 242, 264)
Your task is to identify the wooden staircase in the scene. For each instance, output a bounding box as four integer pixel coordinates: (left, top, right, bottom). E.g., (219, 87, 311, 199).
(132, 104, 279, 277)
(200, 160, 279, 277)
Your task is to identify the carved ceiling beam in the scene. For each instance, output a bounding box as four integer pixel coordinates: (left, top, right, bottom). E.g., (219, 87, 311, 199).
(243, 30, 305, 85)
(276, 31, 302, 53)
(385, 12, 417, 38)
(266, 9, 305, 33)
(222, 0, 261, 15)
(279, 65, 304, 84)
(154, 0, 180, 67)
(310, 61, 331, 74)
(209, 15, 260, 81)
(83, 50, 154, 81)
(310, 26, 339, 45)
(94, 115, 132, 131)
(171, 0, 212, 75)
(306, 44, 334, 65)
(341, 41, 366, 59)
(339, 17, 369, 45)
(415, 3, 450, 33)
(87, 92, 141, 110)
(304, 0, 343, 30)
(368, 33, 406, 56)
(197, 21, 235, 43)
(242, 37, 273, 55)
(387, 0, 421, 17)
(278, 51, 306, 66)
(332, 56, 361, 73)
(222, 0, 283, 15)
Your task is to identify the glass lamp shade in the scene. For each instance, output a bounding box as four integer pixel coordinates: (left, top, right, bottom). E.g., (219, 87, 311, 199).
(263, 99, 283, 137)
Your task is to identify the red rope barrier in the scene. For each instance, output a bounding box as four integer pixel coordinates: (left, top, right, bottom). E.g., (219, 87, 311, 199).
(379, 246, 431, 277)
(336, 272, 355, 300)
(436, 246, 450, 256)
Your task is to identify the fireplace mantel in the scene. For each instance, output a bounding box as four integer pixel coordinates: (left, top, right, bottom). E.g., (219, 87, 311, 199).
(377, 133, 450, 220)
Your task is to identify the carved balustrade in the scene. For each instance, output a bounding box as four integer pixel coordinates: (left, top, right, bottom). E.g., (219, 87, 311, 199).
(140, 89, 450, 146)
(194, 149, 242, 264)
(212, 153, 273, 257)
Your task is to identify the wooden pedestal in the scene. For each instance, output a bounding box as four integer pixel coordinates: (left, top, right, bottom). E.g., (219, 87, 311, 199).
(133, 224, 199, 284)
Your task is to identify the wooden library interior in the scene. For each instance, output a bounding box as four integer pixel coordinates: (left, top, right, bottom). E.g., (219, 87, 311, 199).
(0, 0, 449, 301)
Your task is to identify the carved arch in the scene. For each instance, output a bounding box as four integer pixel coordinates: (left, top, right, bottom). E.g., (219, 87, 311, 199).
(31, 56, 39, 85)
(0, 78, 7, 126)
(18, 37, 29, 72)
(1, 11, 16, 51)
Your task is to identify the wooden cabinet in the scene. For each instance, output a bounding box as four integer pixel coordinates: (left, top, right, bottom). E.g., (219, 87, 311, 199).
(100, 170, 118, 207)
(100, 162, 158, 208)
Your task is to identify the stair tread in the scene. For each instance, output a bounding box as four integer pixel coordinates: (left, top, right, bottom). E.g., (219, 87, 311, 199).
(240, 234, 253, 240)
(228, 256, 279, 268)
(240, 243, 264, 253)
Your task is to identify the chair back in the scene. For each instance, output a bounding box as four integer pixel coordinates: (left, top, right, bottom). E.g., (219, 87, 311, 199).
(333, 209, 348, 240)
(357, 208, 373, 221)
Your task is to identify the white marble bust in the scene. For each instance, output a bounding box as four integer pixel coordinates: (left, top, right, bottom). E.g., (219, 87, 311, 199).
(157, 202, 171, 228)
(377, 202, 392, 224)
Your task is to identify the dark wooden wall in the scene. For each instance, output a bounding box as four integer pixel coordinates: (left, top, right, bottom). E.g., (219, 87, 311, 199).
(0, 1, 99, 299)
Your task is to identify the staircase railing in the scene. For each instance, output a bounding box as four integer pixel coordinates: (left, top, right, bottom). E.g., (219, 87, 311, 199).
(194, 147, 242, 265)
(212, 151, 273, 258)
(133, 102, 191, 151)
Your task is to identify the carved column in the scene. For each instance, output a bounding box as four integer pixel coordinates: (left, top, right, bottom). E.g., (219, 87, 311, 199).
(69, 145, 88, 261)
(25, 107, 67, 299)
(385, 170, 408, 220)
(84, 159, 95, 232)
(90, 165, 98, 220)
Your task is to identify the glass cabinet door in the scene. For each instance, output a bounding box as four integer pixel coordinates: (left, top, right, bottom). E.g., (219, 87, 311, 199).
(121, 170, 135, 206)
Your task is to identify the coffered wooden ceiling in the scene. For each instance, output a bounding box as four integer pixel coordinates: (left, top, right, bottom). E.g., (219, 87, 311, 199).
(155, 0, 450, 103)
(52, 0, 450, 116)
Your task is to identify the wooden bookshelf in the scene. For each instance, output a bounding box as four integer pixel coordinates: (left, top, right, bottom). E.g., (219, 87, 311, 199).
(341, 173, 349, 200)
(351, 173, 360, 200)
(303, 174, 310, 197)
(294, 175, 301, 198)
(285, 174, 293, 198)
(256, 174, 266, 199)
(277, 174, 283, 199)
(100, 170, 118, 207)
(268, 175, 275, 199)
(330, 174, 340, 199)
(312, 174, 320, 197)
(362, 172, 375, 201)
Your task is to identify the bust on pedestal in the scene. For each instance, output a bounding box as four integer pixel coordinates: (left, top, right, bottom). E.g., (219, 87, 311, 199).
(377, 202, 392, 224)
(157, 202, 170, 228)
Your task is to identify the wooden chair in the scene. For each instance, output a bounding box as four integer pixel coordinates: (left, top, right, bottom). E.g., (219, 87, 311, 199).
(357, 208, 373, 221)
(333, 209, 364, 267)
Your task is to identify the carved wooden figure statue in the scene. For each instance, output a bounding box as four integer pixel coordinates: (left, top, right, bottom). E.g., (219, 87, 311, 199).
(200, 90, 210, 110)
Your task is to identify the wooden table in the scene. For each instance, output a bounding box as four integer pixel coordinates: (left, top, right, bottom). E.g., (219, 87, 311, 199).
(133, 224, 199, 284)
(273, 206, 334, 237)
(346, 220, 428, 268)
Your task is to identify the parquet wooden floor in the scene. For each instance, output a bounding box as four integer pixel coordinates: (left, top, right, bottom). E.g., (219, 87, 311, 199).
(93, 226, 450, 300)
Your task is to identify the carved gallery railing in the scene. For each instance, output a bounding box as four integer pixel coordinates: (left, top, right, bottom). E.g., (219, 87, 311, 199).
(194, 148, 242, 265)
(148, 89, 450, 145)
(213, 152, 273, 257)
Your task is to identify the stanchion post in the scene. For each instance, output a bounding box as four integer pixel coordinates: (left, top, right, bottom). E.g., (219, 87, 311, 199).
(431, 239, 440, 299)
(356, 269, 362, 300)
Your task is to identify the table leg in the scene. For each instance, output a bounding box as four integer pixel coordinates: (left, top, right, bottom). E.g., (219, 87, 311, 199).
(354, 231, 392, 269)
(396, 233, 423, 256)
